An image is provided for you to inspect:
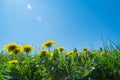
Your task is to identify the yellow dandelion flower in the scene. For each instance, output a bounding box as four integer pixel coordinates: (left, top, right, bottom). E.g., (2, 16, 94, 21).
(11, 47, 23, 54)
(22, 44, 34, 53)
(66, 51, 73, 56)
(3, 43, 19, 52)
(8, 60, 18, 64)
(82, 48, 88, 52)
(41, 40, 56, 48)
(57, 47, 65, 52)
(38, 50, 48, 56)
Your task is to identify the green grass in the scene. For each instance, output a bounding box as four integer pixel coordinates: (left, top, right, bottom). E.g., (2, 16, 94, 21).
(0, 45, 120, 80)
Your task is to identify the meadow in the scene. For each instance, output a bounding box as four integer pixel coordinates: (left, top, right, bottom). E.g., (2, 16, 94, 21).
(0, 40, 120, 80)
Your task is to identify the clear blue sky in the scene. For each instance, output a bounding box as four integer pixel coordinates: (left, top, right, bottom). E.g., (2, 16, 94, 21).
(0, 0, 120, 50)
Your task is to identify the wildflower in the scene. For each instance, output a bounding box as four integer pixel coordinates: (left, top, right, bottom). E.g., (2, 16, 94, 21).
(38, 50, 48, 56)
(82, 48, 88, 52)
(10, 47, 23, 54)
(41, 40, 56, 48)
(66, 51, 73, 56)
(3, 43, 19, 52)
(57, 47, 65, 52)
(22, 44, 34, 53)
(8, 60, 18, 64)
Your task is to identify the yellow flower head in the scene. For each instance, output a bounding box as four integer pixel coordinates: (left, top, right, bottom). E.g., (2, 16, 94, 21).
(38, 50, 48, 56)
(57, 47, 65, 52)
(66, 51, 73, 56)
(3, 43, 19, 52)
(41, 40, 56, 48)
(22, 44, 34, 53)
(83, 48, 88, 52)
(8, 60, 18, 64)
(10, 47, 23, 54)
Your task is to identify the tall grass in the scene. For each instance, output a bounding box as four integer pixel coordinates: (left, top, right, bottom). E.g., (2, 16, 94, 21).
(0, 42, 120, 80)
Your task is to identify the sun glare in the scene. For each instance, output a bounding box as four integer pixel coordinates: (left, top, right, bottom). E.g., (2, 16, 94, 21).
(26, 3, 32, 10)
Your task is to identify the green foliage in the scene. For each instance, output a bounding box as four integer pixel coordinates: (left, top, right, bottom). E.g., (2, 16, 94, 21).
(0, 46, 120, 80)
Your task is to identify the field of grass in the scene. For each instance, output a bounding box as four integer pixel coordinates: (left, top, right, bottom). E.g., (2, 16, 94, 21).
(0, 40, 120, 80)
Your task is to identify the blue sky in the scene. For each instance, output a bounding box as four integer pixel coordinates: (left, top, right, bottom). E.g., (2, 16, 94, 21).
(0, 0, 120, 50)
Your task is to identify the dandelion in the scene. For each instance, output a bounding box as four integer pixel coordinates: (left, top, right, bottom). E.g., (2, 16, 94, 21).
(82, 48, 88, 52)
(8, 60, 18, 64)
(38, 50, 48, 56)
(41, 40, 56, 52)
(11, 47, 23, 54)
(57, 47, 65, 52)
(83, 48, 90, 56)
(22, 44, 34, 53)
(3, 43, 19, 52)
(66, 51, 73, 56)
(41, 40, 56, 48)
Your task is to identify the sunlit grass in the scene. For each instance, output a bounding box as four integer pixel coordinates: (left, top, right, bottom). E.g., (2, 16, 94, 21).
(0, 40, 120, 80)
